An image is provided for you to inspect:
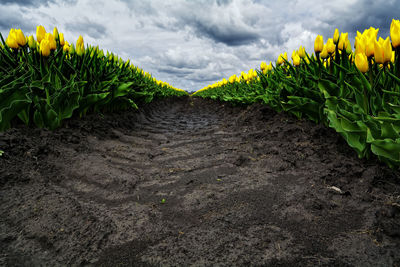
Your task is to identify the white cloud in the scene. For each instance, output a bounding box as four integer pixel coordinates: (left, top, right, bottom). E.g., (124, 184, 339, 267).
(0, 0, 397, 91)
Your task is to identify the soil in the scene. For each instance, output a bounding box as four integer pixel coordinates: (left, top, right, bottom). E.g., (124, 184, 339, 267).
(1, 96, 400, 266)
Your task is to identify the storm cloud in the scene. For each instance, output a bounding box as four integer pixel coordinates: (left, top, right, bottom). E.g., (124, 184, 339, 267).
(0, 0, 398, 91)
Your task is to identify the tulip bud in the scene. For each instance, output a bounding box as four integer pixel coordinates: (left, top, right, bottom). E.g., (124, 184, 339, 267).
(338, 33, 349, 51)
(333, 29, 340, 44)
(36, 25, 46, 43)
(63, 41, 70, 52)
(293, 54, 301, 66)
(76, 35, 84, 49)
(320, 45, 329, 59)
(355, 53, 368, 73)
(53, 27, 59, 40)
(326, 38, 335, 54)
(391, 19, 400, 48)
(59, 33, 65, 46)
(6, 29, 19, 49)
(27, 35, 36, 49)
(298, 46, 306, 58)
(40, 39, 51, 56)
(76, 43, 84, 56)
(15, 29, 26, 46)
(345, 39, 352, 54)
(383, 37, 392, 64)
(365, 36, 375, 58)
(69, 43, 75, 54)
(314, 35, 324, 54)
(45, 33, 56, 50)
(260, 61, 267, 71)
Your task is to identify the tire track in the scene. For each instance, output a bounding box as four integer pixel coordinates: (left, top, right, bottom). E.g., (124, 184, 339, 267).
(1, 97, 399, 266)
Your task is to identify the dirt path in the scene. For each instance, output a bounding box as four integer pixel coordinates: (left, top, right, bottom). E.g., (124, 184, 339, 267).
(1, 97, 400, 266)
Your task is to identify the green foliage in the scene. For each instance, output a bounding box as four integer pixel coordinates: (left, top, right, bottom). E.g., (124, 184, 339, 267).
(193, 49, 400, 168)
(0, 33, 187, 131)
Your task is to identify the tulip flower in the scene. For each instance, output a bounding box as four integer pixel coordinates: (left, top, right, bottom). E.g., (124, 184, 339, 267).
(45, 33, 56, 50)
(36, 25, 46, 43)
(76, 35, 84, 49)
(392, 51, 395, 63)
(338, 33, 349, 51)
(229, 74, 236, 83)
(277, 52, 287, 65)
(374, 37, 392, 64)
(314, 35, 324, 54)
(320, 45, 329, 59)
(355, 37, 365, 55)
(293, 54, 301, 66)
(15, 29, 26, 46)
(365, 36, 375, 58)
(6, 29, 19, 49)
(69, 43, 75, 54)
(391, 19, 400, 48)
(53, 27, 59, 40)
(27, 35, 36, 49)
(40, 39, 51, 56)
(333, 29, 340, 44)
(260, 61, 267, 69)
(345, 39, 352, 54)
(298, 46, 306, 58)
(59, 33, 65, 46)
(355, 53, 368, 73)
(326, 38, 335, 55)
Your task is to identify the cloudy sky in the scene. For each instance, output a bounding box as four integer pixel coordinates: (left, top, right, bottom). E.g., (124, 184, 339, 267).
(0, 0, 399, 92)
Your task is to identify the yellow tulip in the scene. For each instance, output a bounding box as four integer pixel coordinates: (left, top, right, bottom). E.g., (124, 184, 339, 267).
(277, 52, 287, 65)
(338, 33, 349, 51)
(374, 37, 392, 64)
(392, 51, 395, 63)
(59, 33, 65, 46)
(314, 35, 324, 53)
(260, 61, 267, 71)
(320, 45, 329, 59)
(355, 37, 365, 55)
(36, 25, 46, 43)
(355, 53, 368, 73)
(45, 33, 56, 50)
(229, 74, 236, 83)
(333, 29, 340, 44)
(391, 19, 400, 48)
(53, 27, 59, 40)
(326, 38, 335, 55)
(298, 46, 306, 58)
(76, 35, 84, 49)
(15, 29, 26, 46)
(27, 35, 36, 49)
(345, 39, 352, 54)
(69, 43, 75, 54)
(267, 62, 273, 71)
(6, 29, 19, 49)
(63, 41, 70, 52)
(293, 54, 301, 66)
(40, 39, 50, 56)
(365, 36, 375, 58)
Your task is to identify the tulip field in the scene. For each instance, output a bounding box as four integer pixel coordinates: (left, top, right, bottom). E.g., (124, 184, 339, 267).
(0, 26, 188, 131)
(194, 19, 400, 168)
(1, 20, 400, 266)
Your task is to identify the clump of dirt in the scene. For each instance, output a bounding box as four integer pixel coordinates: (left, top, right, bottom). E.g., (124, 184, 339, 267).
(1, 96, 399, 266)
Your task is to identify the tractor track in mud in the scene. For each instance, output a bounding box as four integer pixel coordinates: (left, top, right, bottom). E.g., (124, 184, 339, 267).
(1, 96, 400, 266)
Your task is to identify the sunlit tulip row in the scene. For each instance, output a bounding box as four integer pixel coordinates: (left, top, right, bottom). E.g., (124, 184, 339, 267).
(194, 19, 400, 95)
(3, 25, 184, 93)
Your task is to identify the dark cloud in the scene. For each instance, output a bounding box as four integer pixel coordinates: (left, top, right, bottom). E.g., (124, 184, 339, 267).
(0, 7, 35, 34)
(1, 0, 76, 7)
(188, 20, 259, 46)
(66, 18, 107, 39)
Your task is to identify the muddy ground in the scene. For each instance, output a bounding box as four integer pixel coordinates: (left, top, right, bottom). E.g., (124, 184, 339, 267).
(0, 96, 400, 266)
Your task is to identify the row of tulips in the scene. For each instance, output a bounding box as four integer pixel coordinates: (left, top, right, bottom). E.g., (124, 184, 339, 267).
(0, 26, 187, 131)
(193, 19, 400, 168)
